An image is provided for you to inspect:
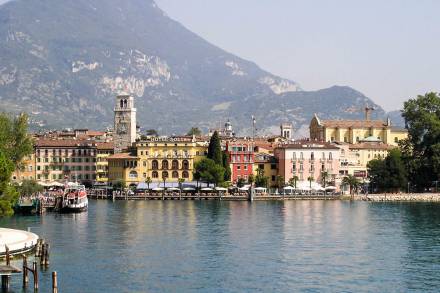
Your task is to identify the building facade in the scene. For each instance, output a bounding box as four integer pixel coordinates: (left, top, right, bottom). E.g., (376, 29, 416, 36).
(274, 141, 340, 188)
(309, 114, 407, 146)
(95, 142, 114, 183)
(114, 93, 137, 152)
(226, 140, 255, 183)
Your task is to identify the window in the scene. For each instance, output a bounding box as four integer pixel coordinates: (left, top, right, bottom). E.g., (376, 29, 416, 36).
(329, 152, 333, 160)
(331, 137, 334, 141)
(162, 171, 169, 179)
(129, 171, 138, 178)
(292, 163, 296, 171)
(152, 171, 159, 178)
(271, 164, 276, 170)
(300, 152, 304, 160)
(311, 152, 314, 160)
(182, 171, 189, 178)
(300, 163, 303, 171)
(244, 165, 247, 170)
(152, 160, 158, 170)
(182, 160, 189, 170)
(237, 166, 241, 170)
(172, 160, 179, 170)
(271, 175, 275, 181)
(394, 137, 398, 143)
(258, 164, 264, 170)
(162, 160, 169, 170)
(292, 152, 296, 160)
(172, 171, 179, 178)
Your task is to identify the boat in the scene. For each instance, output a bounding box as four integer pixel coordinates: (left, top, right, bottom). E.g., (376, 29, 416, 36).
(14, 198, 39, 215)
(60, 183, 88, 213)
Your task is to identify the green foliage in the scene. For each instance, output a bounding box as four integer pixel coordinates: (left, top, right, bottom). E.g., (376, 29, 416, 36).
(145, 129, 158, 136)
(307, 176, 314, 188)
(0, 113, 34, 167)
(0, 113, 33, 217)
(321, 171, 329, 188)
(187, 127, 202, 136)
(222, 152, 231, 181)
(237, 178, 246, 188)
(207, 131, 223, 165)
(401, 92, 440, 190)
(248, 174, 255, 184)
(194, 158, 225, 186)
(368, 149, 407, 192)
(145, 177, 152, 189)
(342, 175, 360, 195)
(113, 179, 126, 190)
(18, 179, 43, 196)
(254, 168, 268, 188)
(288, 176, 299, 188)
(275, 175, 285, 189)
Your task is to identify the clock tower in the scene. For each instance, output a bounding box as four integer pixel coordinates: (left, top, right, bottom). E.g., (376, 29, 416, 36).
(114, 93, 137, 153)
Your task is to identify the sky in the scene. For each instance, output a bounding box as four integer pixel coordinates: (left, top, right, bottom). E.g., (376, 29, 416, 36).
(154, 0, 440, 111)
(1, 0, 439, 111)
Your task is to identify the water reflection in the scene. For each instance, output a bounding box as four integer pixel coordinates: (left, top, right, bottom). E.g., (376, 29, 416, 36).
(1, 201, 440, 292)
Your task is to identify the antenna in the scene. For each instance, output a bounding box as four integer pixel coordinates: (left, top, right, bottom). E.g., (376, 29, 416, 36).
(364, 104, 376, 121)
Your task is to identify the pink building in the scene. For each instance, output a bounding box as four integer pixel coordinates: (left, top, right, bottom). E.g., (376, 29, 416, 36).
(274, 141, 340, 189)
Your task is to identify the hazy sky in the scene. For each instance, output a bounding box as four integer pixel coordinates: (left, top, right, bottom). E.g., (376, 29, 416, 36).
(1, 0, 439, 111)
(154, 0, 440, 111)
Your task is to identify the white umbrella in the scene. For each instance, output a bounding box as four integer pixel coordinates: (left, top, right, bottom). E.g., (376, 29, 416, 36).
(215, 187, 227, 191)
(50, 182, 64, 187)
(167, 187, 180, 191)
(283, 186, 295, 190)
(238, 187, 249, 191)
(183, 187, 195, 191)
(201, 187, 213, 191)
(325, 186, 337, 191)
(152, 187, 164, 191)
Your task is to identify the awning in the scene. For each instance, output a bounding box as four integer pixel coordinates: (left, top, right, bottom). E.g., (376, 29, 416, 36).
(215, 187, 227, 191)
(152, 187, 164, 191)
(325, 186, 337, 190)
(201, 187, 213, 191)
(283, 186, 295, 190)
(167, 187, 180, 191)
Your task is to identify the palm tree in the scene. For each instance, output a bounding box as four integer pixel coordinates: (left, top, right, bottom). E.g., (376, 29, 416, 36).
(342, 175, 360, 196)
(145, 177, 152, 190)
(288, 175, 299, 189)
(275, 175, 284, 193)
(307, 176, 314, 189)
(178, 178, 185, 190)
(321, 171, 329, 188)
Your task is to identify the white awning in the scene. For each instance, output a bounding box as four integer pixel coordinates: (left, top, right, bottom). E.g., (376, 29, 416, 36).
(201, 187, 213, 191)
(215, 187, 227, 191)
(325, 186, 337, 190)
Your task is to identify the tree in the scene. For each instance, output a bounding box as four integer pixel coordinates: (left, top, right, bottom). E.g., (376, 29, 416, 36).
(222, 152, 231, 182)
(275, 175, 285, 192)
(248, 174, 255, 186)
(145, 177, 152, 190)
(321, 171, 329, 188)
(187, 127, 202, 136)
(0, 113, 33, 216)
(401, 92, 440, 190)
(368, 149, 407, 193)
(207, 131, 223, 165)
(288, 176, 298, 188)
(113, 179, 126, 190)
(307, 176, 314, 189)
(194, 158, 225, 187)
(178, 178, 185, 190)
(18, 179, 43, 197)
(237, 178, 246, 188)
(146, 129, 158, 136)
(342, 175, 360, 195)
(255, 168, 268, 188)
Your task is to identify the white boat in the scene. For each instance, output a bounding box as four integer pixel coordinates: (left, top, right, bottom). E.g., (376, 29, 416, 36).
(61, 183, 88, 213)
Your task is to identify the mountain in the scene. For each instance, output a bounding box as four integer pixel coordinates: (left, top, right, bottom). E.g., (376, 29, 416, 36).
(386, 110, 405, 128)
(0, 0, 386, 135)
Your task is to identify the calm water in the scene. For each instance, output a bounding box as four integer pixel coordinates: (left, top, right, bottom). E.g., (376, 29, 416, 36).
(1, 200, 440, 292)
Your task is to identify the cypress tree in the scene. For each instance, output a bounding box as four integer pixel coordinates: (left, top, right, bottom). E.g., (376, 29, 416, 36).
(208, 131, 223, 165)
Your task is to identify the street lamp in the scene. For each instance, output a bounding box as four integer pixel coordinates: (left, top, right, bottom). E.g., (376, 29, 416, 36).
(407, 181, 410, 194)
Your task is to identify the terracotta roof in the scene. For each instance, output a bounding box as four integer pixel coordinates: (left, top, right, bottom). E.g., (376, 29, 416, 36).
(107, 153, 138, 159)
(321, 119, 387, 128)
(349, 143, 394, 150)
(276, 141, 339, 150)
(96, 142, 114, 150)
(86, 131, 106, 136)
(35, 139, 96, 147)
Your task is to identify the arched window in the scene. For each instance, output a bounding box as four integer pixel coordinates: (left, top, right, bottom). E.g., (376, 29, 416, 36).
(162, 171, 169, 179)
(152, 171, 158, 178)
(182, 160, 189, 170)
(300, 152, 303, 160)
(182, 171, 189, 179)
(152, 160, 158, 170)
(123, 99, 128, 108)
(172, 160, 179, 170)
(162, 160, 169, 170)
(129, 171, 138, 178)
(172, 171, 179, 178)
(120, 99, 124, 108)
(329, 152, 333, 160)
(311, 152, 314, 160)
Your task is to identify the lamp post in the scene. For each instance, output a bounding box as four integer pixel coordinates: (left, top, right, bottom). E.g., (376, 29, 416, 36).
(407, 181, 410, 194)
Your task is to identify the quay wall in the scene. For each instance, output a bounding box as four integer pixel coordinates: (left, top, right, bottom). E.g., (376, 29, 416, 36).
(360, 193, 440, 202)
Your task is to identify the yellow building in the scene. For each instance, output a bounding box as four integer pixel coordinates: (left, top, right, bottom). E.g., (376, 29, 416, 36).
(108, 136, 209, 185)
(338, 141, 394, 179)
(253, 153, 278, 187)
(95, 142, 114, 183)
(310, 114, 407, 146)
(11, 153, 36, 182)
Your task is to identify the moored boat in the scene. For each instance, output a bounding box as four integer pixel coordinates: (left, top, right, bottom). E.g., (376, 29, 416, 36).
(60, 183, 88, 213)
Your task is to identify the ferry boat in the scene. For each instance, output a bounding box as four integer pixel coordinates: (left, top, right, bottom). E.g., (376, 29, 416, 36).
(60, 183, 88, 213)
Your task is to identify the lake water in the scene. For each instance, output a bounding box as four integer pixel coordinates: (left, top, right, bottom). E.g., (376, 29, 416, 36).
(1, 200, 440, 292)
